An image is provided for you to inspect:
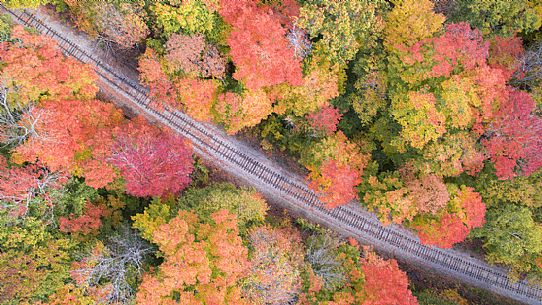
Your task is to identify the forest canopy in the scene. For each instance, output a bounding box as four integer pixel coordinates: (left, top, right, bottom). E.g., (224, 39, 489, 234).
(1, 0, 542, 303)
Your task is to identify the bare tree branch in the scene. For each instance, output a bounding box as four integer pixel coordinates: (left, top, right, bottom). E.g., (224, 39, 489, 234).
(71, 227, 153, 304)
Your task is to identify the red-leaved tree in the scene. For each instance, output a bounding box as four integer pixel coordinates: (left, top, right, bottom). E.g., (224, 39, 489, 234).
(308, 159, 362, 208)
(483, 89, 542, 179)
(15, 99, 123, 188)
(306, 106, 342, 136)
(109, 117, 194, 197)
(361, 251, 418, 305)
(59, 202, 104, 235)
(430, 22, 489, 78)
(414, 186, 485, 248)
(138, 49, 179, 111)
(220, 0, 303, 90)
(456, 186, 486, 229)
(415, 213, 470, 249)
(0, 156, 66, 217)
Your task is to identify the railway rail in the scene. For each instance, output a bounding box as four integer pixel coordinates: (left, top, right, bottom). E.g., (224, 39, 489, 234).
(2, 6, 542, 304)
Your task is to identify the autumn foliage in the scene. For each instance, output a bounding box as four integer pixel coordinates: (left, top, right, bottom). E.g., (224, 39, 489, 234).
(306, 106, 342, 136)
(166, 33, 226, 78)
(0, 156, 65, 217)
(15, 99, 123, 188)
(430, 23, 489, 78)
(219, 0, 302, 90)
(244, 226, 304, 305)
(110, 117, 194, 197)
(361, 251, 418, 305)
(302, 132, 370, 208)
(483, 90, 542, 179)
(136, 210, 250, 305)
(138, 49, 179, 110)
(175, 77, 218, 122)
(59, 202, 104, 234)
(0, 25, 98, 107)
(216, 90, 273, 134)
(308, 160, 362, 208)
(414, 186, 486, 248)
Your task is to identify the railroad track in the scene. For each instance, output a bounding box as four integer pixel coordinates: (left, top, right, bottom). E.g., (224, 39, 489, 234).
(2, 6, 542, 304)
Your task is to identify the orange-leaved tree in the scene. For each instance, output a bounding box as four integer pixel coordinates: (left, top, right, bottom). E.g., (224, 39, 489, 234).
(0, 25, 98, 108)
(135, 209, 250, 305)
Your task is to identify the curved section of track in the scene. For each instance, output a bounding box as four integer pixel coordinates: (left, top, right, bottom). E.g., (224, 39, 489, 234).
(3, 6, 541, 304)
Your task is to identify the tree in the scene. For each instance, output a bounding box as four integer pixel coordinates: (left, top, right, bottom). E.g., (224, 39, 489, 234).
(411, 185, 485, 248)
(244, 225, 305, 305)
(62, 1, 149, 49)
(58, 202, 104, 235)
(0, 26, 98, 108)
(454, 186, 486, 229)
(48, 178, 100, 221)
(151, 0, 224, 41)
(175, 77, 218, 122)
(304, 232, 346, 291)
(477, 168, 542, 208)
(138, 49, 179, 111)
(109, 117, 194, 197)
(360, 250, 418, 305)
(430, 23, 489, 78)
(488, 36, 524, 79)
(391, 91, 446, 150)
(483, 89, 542, 179)
(301, 132, 370, 207)
(298, 235, 365, 304)
(414, 212, 470, 249)
(413, 186, 486, 248)
(415, 289, 469, 305)
(308, 159, 362, 208)
(297, 0, 384, 64)
(384, 0, 444, 50)
(439, 75, 480, 130)
(165, 33, 226, 78)
(69, 228, 152, 304)
(271, 56, 341, 116)
(513, 39, 542, 88)
(94, 2, 149, 49)
(1, 0, 49, 8)
(403, 171, 450, 216)
(0, 215, 79, 303)
(0, 155, 66, 218)
(387, 23, 493, 91)
(416, 132, 486, 177)
(221, 0, 303, 90)
(215, 90, 273, 134)
(38, 284, 95, 305)
(177, 183, 268, 235)
(135, 210, 250, 305)
(362, 173, 417, 225)
(139, 50, 219, 119)
(131, 197, 175, 241)
(449, 0, 542, 37)
(474, 205, 542, 275)
(15, 99, 123, 188)
(306, 106, 342, 136)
